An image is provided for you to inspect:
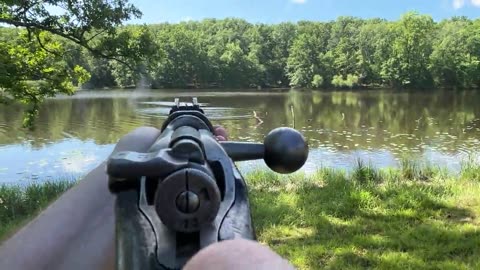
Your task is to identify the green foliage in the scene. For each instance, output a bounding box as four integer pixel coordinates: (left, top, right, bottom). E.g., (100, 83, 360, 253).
(331, 74, 360, 88)
(0, 180, 75, 241)
(0, 0, 141, 54)
(51, 14, 475, 91)
(430, 19, 480, 89)
(108, 26, 160, 88)
(311, 74, 324, 89)
(286, 22, 332, 88)
(357, 19, 393, 85)
(0, 0, 147, 126)
(0, 31, 90, 127)
(329, 17, 364, 78)
(381, 12, 435, 88)
(2, 13, 480, 94)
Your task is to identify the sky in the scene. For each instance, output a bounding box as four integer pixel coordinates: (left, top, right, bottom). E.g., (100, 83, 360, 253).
(127, 0, 480, 24)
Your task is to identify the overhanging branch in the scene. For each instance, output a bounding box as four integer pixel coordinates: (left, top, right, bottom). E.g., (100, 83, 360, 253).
(0, 17, 136, 71)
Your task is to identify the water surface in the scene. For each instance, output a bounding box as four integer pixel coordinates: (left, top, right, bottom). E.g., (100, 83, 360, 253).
(1, 89, 479, 184)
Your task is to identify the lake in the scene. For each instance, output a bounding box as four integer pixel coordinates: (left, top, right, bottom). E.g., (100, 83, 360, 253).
(1, 89, 480, 184)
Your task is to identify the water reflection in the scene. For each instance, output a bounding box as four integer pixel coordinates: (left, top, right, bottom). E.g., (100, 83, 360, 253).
(0, 89, 479, 183)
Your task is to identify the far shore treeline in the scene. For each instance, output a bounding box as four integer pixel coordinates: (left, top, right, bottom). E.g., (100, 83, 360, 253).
(1, 12, 479, 91)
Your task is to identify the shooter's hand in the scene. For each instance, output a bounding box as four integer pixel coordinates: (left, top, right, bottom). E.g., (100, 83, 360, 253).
(213, 125, 228, 141)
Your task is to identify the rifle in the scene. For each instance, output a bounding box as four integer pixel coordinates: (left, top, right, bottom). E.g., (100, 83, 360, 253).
(106, 98, 309, 269)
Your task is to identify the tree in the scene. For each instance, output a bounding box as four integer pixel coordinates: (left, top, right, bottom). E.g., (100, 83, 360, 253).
(0, 0, 141, 64)
(357, 19, 393, 86)
(382, 12, 435, 88)
(108, 26, 160, 88)
(286, 22, 332, 88)
(0, 31, 89, 127)
(270, 23, 297, 87)
(328, 17, 364, 79)
(430, 19, 477, 88)
(465, 19, 480, 88)
(331, 74, 360, 88)
(220, 42, 256, 87)
(244, 24, 273, 87)
(0, 0, 144, 126)
(311, 74, 324, 89)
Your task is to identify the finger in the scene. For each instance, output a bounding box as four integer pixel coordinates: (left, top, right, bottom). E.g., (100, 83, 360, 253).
(184, 239, 295, 270)
(214, 126, 228, 140)
(215, 135, 226, 142)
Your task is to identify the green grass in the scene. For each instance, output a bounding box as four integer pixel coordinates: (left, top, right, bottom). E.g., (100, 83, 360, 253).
(0, 181, 75, 241)
(247, 161, 480, 270)
(1, 161, 480, 269)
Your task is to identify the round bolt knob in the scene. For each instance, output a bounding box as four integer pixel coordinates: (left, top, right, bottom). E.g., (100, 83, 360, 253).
(264, 127, 309, 174)
(176, 191, 200, 213)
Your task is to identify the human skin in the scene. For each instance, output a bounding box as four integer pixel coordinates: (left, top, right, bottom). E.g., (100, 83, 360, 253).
(183, 238, 295, 270)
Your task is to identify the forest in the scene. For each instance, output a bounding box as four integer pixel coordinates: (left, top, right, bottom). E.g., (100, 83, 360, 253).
(2, 12, 480, 91)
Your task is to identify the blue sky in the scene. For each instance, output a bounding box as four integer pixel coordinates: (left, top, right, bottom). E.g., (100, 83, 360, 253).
(127, 0, 480, 24)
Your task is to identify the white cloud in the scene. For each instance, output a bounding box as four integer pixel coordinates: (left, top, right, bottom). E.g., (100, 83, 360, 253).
(453, 0, 465, 9)
(471, 0, 480, 7)
(452, 0, 480, 9)
(291, 0, 307, 4)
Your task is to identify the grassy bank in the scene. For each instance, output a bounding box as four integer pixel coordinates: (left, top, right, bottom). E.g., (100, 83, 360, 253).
(0, 181, 74, 241)
(249, 160, 480, 269)
(1, 161, 480, 269)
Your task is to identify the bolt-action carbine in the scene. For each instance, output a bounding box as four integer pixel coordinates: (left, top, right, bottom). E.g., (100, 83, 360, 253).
(107, 98, 309, 269)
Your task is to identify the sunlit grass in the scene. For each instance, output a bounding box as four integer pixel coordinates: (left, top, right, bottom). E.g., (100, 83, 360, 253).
(1, 160, 480, 269)
(247, 160, 480, 269)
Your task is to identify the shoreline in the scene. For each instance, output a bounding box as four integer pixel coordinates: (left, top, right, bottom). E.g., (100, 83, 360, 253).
(77, 85, 480, 92)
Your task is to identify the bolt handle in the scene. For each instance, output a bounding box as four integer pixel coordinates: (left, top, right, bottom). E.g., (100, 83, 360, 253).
(221, 127, 309, 174)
